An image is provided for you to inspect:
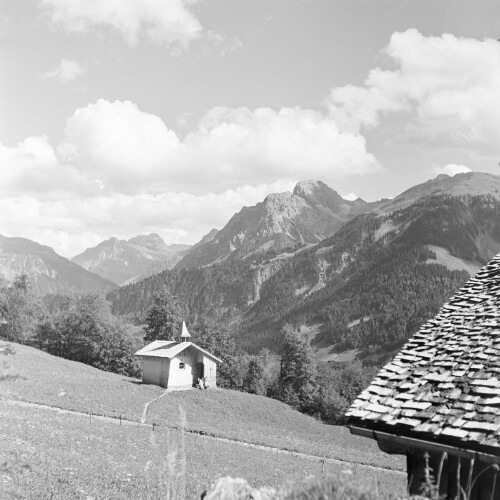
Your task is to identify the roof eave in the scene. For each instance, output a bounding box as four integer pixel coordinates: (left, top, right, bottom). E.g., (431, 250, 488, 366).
(350, 425, 500, 466)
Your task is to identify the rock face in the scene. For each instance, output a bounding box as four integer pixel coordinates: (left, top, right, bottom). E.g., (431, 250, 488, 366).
(72, 234, 190, 286)
(177, 180, 379, 269)
(0, 234, 116, 295)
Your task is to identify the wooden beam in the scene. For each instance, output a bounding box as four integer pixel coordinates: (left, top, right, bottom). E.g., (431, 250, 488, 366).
(349, 426, 500, 466)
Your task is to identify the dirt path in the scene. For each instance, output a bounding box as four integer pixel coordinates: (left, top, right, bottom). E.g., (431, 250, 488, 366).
(141, 390, 169, 423)
(1, 398, 405, 476)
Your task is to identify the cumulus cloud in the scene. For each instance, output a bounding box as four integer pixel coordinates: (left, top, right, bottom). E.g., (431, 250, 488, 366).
(0, 136, 91, 196)
(58, 99, 182, 191)
(1, 86, 384, 256)
(0, 180, 296, 257)
(183, 106, 379, 188)
(433, 164, 472, 177)
(327, 29, 500, 151)
(57, 99, 379, 194)
(40, 0, 203, 46)
(1, 98, 380, 256)
(43, 59, 86, 83)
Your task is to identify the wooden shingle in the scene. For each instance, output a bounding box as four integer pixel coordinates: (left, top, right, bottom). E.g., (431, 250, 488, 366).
(347, 252, 500, 453)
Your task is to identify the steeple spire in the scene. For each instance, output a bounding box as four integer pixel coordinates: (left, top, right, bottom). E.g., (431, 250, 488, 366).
(180, 321, 191, 342)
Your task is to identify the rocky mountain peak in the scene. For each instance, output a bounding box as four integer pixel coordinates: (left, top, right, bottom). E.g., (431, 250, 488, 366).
(128, 233, 168, 252)
(293, 179, 327, 197)
(176, 180, 374, 269)
(72, 234, 189, 286)
(293, 179, 346, 211)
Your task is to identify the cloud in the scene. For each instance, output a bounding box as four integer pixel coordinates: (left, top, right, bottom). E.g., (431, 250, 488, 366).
(43, 59, 86, 83)
(327, 29, 500, 152)
(40, 0, 203, 46)
(58, 99, 182, 192)
(1, 99, 379, 256)
(58, 99, 379, 193)
(433, 164, 472, 177)
(0, 136, 91, 196)
(341, 193, 359, 201)
(0, 180, 296, 257)
(184, 106, 379, 188)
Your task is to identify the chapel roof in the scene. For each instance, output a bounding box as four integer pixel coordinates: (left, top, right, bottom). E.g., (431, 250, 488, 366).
(347, 252, 500, 454)
(134, 340, 222, 363)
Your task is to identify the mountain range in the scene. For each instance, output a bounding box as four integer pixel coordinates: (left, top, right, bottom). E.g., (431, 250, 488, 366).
(5, 172, 500, 363)
(72, 233, 190, 286)
(108, 172, 500, 362)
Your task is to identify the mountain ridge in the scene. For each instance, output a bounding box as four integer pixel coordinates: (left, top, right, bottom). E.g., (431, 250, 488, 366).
(72, 234, 190, 286)
(0, 234, 116, 295)
(176, 180, 382, 269)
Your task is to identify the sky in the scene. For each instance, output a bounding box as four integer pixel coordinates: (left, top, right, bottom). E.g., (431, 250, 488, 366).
(2, 0, 500, 257)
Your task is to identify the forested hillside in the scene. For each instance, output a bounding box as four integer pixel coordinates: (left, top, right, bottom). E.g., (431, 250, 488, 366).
(239, 194, 500, 355)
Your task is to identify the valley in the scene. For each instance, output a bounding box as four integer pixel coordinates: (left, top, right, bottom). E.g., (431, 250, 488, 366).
(4, 172, 500, 365)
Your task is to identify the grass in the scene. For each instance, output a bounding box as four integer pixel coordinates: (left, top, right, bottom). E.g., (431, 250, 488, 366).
(146, 389, 399, 469)
(1, 343, 164, 420)
(0, 403, 406, 499)
(1, 343, 407, 498)
(2, 344, 403, 470)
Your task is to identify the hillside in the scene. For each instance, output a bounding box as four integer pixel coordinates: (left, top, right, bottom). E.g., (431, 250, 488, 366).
(0, 234, 116, 295)
(177, 180, 381, 269)
(72, 234, 190, 286)
(0, 343, 405, 498)
(108, 173, 500, 361)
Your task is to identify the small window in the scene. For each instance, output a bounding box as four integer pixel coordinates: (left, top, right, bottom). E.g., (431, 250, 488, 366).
(179, 362, 185, 369)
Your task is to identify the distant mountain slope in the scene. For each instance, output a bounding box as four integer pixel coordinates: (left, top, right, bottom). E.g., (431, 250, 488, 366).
(0, 234, 116, 295)
(109, 172, 500, 360)
(176, 180, 382, 269)
(72, 234, 190, 286)
(377, 171, 500, 214)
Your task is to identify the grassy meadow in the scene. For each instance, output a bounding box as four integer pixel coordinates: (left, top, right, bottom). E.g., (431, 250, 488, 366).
(1, 343, 407, 498)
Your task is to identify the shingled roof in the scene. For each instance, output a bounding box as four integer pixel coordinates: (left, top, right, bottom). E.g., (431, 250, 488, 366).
(347, 252, 500, 455)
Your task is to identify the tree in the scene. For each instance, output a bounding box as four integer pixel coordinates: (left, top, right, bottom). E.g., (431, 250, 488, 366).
(277, 324, 318, 412)
(315, 361, 379, 424)
(35, 294, 141, 377)
(0, 274, 45, 344)
(243, 356, 267, 395)
(143, 288, 184, 343)
(192, 315, 244, 389)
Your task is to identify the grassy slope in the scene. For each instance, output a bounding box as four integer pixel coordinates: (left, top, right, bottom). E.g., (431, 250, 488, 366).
(147, 390, 395, 467)
(1, 343, 164, 420)
(0, 404, 405, 499)
(1, 343, 406, 498)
